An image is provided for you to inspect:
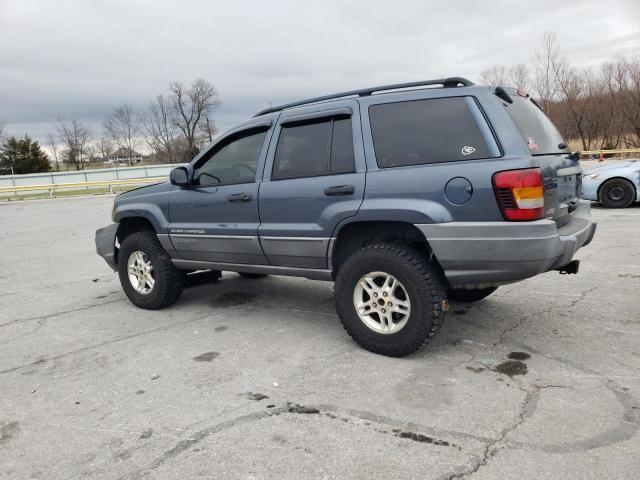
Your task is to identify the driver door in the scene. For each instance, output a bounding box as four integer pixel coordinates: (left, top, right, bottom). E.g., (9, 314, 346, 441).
(168, 126, 271, 265)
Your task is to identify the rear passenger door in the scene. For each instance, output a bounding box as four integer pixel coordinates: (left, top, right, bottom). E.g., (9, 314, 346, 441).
(258, 101, 365, 269)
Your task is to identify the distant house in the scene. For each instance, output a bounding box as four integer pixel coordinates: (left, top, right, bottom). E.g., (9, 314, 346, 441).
(108, 148, 143, 164)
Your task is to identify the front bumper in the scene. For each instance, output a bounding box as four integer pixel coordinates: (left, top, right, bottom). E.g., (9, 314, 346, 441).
(416, 200, 596, 289)
(95, 223, 119, 271)
(581, 178, 599, 201)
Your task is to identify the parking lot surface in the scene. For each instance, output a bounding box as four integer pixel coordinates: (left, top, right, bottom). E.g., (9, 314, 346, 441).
(1, 195, 639, 480)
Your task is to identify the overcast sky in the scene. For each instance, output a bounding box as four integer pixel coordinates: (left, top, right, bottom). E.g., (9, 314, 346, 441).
(1, 0, 639, 147)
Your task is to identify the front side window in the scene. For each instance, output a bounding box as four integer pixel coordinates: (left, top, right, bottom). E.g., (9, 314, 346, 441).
(193, 128, 267, 187)
(272, 117, 355, 180)
(369, 97, 497, 168)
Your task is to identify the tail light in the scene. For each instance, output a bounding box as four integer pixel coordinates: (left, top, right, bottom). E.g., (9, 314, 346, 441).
(492, 168, 544, 221)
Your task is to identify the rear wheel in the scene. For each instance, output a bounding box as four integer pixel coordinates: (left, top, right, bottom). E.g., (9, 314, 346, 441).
(335, 244, 446, 357)
(600, 178, 635, 208)
(447, 287, 497, 302)
(118, 231, 185, 309)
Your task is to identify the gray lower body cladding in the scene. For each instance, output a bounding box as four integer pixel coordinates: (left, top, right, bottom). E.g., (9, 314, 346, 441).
(417, 200, 596, 289)
(95, 223, 119, 271)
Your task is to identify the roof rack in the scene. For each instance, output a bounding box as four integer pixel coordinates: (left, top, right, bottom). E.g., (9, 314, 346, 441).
(254, 77, 474, 117)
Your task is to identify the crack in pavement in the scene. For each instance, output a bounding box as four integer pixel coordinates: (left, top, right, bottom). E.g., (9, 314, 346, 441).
(0, 313, 216, 375)
(0, 298, 125, 329)
(118, 402, 477, 480)
(569, 286, 598, 308)
(439, 384, 565, 480)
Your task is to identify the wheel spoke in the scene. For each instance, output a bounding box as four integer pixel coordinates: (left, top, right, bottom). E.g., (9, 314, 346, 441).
(380, 313, 392, 331)
(392, 298, 409, 313)
(383, 275, 396, 291)
(356, 301, 370, 315)
(361, 277, 377, 294)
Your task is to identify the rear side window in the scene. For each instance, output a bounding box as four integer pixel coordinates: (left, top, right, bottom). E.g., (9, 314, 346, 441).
(503, 96, 569, 155)
(272, 117, 355, 180)
(369, 97, 498, 168)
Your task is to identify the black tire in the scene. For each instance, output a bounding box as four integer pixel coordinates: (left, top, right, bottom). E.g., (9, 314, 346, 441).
(599, 178, 636, 208)
(118, 231, 185, 309)
(334, 243, 446, 357)
(238, 272, 268, 279)
(447, 287, 497, 302)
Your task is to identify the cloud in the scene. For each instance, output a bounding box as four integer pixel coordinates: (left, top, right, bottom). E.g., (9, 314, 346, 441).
(0, 0, 638, 142)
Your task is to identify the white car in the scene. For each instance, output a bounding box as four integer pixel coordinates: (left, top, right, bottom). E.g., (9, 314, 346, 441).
(582, 160, 640, 208)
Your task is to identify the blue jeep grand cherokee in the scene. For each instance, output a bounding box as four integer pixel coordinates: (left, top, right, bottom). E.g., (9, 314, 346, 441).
(96, 77, 596, 357)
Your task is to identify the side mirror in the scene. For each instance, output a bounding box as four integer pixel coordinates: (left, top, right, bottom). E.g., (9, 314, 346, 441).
(170, 167, 190, 187)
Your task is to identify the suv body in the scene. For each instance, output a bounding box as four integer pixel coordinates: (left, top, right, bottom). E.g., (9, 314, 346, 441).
(95, 78, 596, 356)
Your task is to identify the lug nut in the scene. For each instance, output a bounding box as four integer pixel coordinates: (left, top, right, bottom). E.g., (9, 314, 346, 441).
(382, 292, 387, 297)
(388, 302, 392, 306)
(373, 293, 378, 297)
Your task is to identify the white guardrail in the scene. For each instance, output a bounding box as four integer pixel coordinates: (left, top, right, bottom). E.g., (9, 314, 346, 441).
(0, 164, 186, 197)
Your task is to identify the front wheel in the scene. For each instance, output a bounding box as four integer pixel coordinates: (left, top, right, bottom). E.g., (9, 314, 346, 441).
(600, 178, 636, 208)
(118, 231, 185, 309)
(447, 287, 497, 302)
(334, 244, 447, 357)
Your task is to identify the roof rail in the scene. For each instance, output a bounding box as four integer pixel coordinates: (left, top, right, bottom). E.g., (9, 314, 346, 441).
(254, 77, 474, 117)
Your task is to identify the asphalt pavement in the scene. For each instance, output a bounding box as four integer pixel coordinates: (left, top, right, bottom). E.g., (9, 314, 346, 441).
(0, 195, 639, 479)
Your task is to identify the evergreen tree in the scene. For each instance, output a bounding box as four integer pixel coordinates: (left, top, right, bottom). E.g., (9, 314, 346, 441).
(0, 135, 51, 174)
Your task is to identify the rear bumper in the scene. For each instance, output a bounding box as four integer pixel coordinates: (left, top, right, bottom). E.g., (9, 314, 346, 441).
(95, 223, 119, 271)
(416, 200, 596, 288)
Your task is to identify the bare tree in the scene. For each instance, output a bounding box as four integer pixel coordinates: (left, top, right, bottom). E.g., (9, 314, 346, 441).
(47, 133, 60, 171)
(509, 63, 530, 91)
(481, 66, 507, 86)
(96, 137, 115, 164)
(145, 95, 177, 163)
(533, 31, 562, 114)
(56, 119, 91, 170)
(608, 58, 640, 148)
(104, 104, 143, 166)
(169, 79, 221, 161)
(198, 113, 216, 147)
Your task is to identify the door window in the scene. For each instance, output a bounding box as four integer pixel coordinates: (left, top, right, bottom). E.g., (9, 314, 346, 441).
(193, 128, 267, 187)
(272, 117, 355, 180)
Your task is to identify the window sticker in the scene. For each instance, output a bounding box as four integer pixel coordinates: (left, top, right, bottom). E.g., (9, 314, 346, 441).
(527, 137, 539, 151)
(461, 145, 476, 156)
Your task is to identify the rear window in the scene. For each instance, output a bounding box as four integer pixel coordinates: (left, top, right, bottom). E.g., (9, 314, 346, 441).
(502, 95, 568, 155)
(369, 97, 499, 168)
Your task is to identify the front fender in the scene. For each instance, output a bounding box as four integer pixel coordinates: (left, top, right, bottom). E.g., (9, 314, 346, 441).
(113, 203, 170, 233)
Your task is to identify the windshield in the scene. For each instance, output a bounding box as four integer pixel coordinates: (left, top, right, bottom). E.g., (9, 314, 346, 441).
(502, 94, 569, 156)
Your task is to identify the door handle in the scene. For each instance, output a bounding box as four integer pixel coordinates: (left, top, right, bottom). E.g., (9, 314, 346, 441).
(324, 185, 355, 196)
(227, 192, 252, 202)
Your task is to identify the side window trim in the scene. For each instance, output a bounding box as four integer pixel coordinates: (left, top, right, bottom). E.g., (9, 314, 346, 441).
(466, 97, 502, 158)
(280, 107, 352, 126)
